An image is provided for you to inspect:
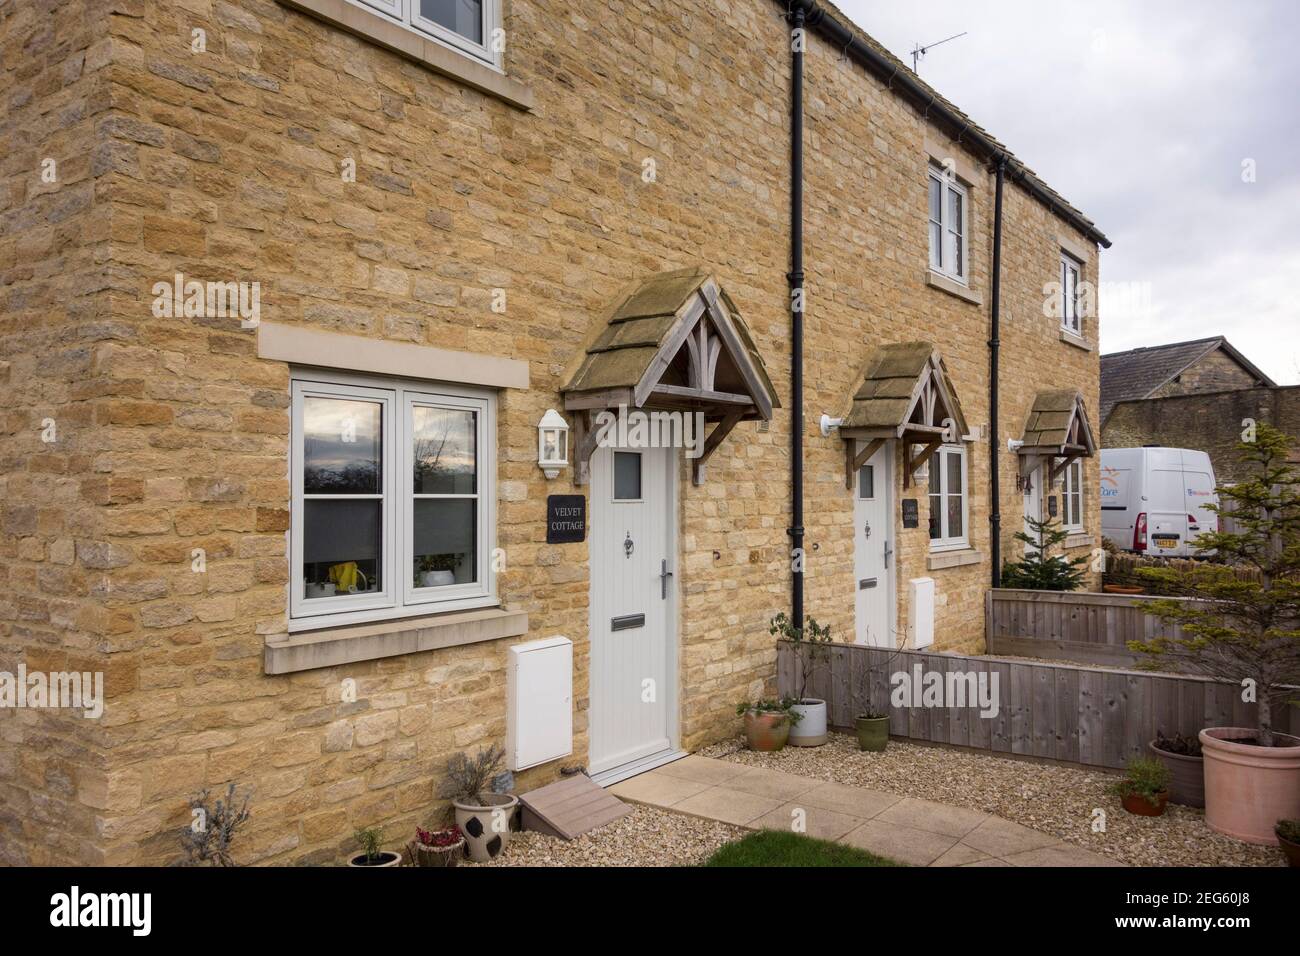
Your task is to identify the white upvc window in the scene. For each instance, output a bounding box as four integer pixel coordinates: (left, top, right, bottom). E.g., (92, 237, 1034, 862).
(928, 444, 969, 551)
(290, 371, 497, 631)
(928, 165, 969, 283)
(1061, 458, 1084, 532)
(1060, 252, 1082, 334)
(351, 0, 502, 70)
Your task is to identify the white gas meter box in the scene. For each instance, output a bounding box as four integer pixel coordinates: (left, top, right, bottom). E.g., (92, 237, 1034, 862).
(907, 577, 935, 649)
(506, 635, 573, 771)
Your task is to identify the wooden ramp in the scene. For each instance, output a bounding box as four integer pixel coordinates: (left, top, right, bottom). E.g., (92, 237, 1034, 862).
(519, 774, 632, 840)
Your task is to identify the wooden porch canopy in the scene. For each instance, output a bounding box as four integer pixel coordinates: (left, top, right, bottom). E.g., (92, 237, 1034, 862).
(1017, 389, 1097, 480)
(837, 342, 970, 489)
(561, 268, 779, 485)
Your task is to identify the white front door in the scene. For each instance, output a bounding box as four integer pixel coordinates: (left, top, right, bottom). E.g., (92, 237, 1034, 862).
(588, 444, 677, 779)
(854, 441, 894, 647)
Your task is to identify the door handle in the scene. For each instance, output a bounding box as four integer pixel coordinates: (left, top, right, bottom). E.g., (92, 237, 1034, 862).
(660, 558, 673, 599)
(883, 539, 893, 569)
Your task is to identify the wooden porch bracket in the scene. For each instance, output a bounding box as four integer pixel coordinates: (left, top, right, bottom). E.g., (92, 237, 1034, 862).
(1050, 451, 1083, 483)
(572, 410, 601, 486)
(903, 438, 943, 489)
(692, 411, 742, 485)
(844, 437, 886, 490)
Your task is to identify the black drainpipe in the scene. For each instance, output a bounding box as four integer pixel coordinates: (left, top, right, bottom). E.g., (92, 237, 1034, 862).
(989, 155, 1006, 588)
(787, 5, 807, 628)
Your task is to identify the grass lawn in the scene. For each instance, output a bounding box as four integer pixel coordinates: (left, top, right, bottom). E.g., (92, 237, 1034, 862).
(703, 830, 902, 867)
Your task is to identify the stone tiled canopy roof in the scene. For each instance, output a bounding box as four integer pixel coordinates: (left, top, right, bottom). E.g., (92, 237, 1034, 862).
(562, 268, 779, 485)
(842, 341, 969, 440)
(563, 268, 778, 420)
(1099, 336, 1275, 423)
(1020, 389, 1096, 456)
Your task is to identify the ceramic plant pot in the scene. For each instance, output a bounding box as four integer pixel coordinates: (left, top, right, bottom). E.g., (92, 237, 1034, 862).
(788, 698, 828, 747)
(1148, 739, 1205, 808)
(422, 570, 455, 588)
(855, 715, 890, 752)
(743, 710, 790, 752)
(347, 850, 402, 867)
(1121, 790, 1169, 817)
(1277, 830, 1300, 868)
(453, 793, 519, 862)
(1200, 728, 1300, 844)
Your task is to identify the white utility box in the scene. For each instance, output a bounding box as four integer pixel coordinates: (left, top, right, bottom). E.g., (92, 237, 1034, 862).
(506, 635, 573, 771)
(907, 577, 935, 649)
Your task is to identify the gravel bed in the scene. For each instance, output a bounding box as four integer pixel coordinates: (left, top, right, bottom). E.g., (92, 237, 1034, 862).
(467, 804, 744, 867)
(699, 732, 1284, 867)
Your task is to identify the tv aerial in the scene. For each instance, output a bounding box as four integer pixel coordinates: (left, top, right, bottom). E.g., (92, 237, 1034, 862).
(911, 32, 968, 73)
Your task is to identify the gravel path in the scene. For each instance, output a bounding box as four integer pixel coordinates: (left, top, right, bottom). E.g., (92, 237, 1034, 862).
(468, 804, 744, 867)
(699, 733, 1285, 867)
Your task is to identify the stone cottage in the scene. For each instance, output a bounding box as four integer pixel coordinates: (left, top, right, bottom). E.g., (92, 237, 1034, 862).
(1, 0, 1107, 864)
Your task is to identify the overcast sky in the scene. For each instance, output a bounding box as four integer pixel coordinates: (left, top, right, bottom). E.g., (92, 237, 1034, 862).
(833, 0, 1300, 384)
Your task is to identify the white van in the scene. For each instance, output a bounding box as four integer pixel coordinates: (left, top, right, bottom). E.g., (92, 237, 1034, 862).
(1100, 447, 1219, 557)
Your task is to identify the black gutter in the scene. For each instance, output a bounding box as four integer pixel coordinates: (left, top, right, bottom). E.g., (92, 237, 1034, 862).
(785, 1, 1110, 249)
(989, 156, 1006, 587)
(787, 6, 806, 628)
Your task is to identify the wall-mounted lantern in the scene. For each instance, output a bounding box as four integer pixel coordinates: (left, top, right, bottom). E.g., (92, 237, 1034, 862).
(538, 409, 569, 479)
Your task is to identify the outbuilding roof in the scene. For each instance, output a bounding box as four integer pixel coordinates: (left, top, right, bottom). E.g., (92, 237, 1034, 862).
(1099, 336, 1275, 423)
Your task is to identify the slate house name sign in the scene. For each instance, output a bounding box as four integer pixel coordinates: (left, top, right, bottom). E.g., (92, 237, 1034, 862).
(546, 495, 586, 544)
(901, 498, 920, 529)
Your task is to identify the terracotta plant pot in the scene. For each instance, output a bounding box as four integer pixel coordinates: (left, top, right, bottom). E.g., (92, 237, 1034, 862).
(1199, 728, 1300, 844)
(855, 715, 889, 752)
(788, 698, 828, 747)
(453, 793, 519, 862)
(743, 710, 790, 752)
(1103, 583, 1144, 595)
(1121, 790, 1169, 816)
(347, 850, 402, 867)
(1147, 739, 1205, 808)
(1277, 830, 1300, 868)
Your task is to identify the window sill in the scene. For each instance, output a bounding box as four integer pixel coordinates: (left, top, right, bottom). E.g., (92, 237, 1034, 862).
(277, 0, 534, 111)
(927, 548, 983, 570)
(926, 271, 983, 306)
(1059, 329, 1093, 351)
(1062, 532, 1094, 550)
(264, 605, 529, 674)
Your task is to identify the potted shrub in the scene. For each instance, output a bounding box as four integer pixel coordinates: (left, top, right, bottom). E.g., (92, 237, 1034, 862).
(348, 825, 402, 867)
(770, 611, 831, 746)
(438, 744, 518, 863)
(1276, 820, 1300, 867)
(736, 698, 798, 751)
(1131, 424, 1300, 844)
(1110, 756, 1172, 817)
(415, 553, 457, 588)
(1147, 731, 1204, 808)
(408, 823, 465, 867)
(850, 638, 909, 752)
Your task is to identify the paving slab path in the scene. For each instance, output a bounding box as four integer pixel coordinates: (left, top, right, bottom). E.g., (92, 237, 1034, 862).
(610, 755, 1122, 867)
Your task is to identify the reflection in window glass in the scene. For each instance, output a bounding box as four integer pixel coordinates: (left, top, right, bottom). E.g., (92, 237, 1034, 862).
(419, 0, 483, 43)
(303, 397, 382, 494)
(859, 464, 875, 500)
(412, 406, 476, 494)
(614, 452, 642, 500)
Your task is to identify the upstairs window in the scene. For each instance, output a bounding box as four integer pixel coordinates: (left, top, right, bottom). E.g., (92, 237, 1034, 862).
(1060, 252, 1082, 334)
(352, 0, 501, 68)
(928, 166, 968, 283)
(928, 444, 969, 551)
